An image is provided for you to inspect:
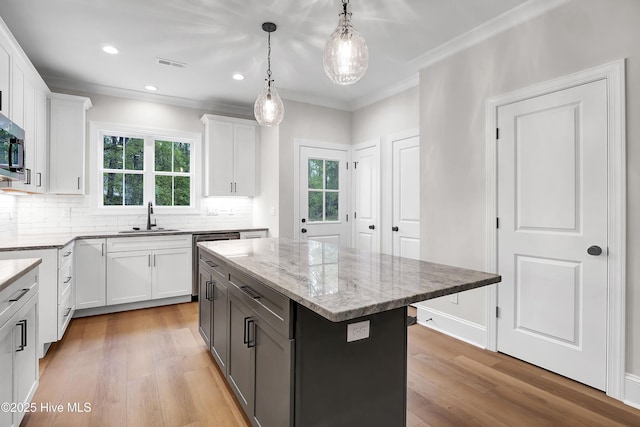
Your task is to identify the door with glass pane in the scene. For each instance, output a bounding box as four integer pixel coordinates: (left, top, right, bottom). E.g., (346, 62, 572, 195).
(299, 147, 349, 247)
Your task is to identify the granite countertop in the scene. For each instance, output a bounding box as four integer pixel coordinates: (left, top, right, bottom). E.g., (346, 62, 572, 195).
(198, 238, 502, 322)
(0, 227, 268, 251)
(0, 258, 42, 293)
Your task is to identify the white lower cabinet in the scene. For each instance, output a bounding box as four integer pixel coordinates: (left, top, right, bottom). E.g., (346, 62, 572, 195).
(75, 239, 106, 309)
(0, 268, 39, 427)
(105, 236, 191, 306)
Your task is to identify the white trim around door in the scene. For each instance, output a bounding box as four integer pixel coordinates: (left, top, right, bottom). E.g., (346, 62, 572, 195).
(485, 59, 626, 400)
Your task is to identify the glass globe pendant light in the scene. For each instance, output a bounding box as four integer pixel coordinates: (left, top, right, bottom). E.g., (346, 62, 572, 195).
(254, 22, 284, 126)
(323, 0, 368, 85)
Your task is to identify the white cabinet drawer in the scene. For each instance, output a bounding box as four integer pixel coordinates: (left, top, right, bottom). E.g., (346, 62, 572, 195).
(58, 242, 74, 266)
(58, 260, 73, 299)
(58, 286, 74, 339)
(107, 235, 191, 252)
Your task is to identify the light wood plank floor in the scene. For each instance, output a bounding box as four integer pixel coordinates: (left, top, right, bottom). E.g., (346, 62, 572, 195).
(21, 303, 640, 427)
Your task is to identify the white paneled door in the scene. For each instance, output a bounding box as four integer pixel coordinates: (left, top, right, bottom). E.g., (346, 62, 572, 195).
(299, 146, 349, 247)
(392, 136, 420, 260)
(497, 79, 608, 390)
(353, 143, 380, 253)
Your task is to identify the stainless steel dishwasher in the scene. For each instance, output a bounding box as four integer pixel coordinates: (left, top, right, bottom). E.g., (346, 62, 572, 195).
(192, 232, 240, 298)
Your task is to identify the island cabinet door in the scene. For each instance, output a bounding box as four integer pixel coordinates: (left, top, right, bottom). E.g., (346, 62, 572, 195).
(198, 264, 213, 350)
(252, 318, 293, 427)
(211, 280, 228, 372)
(227, 293, 254, 414)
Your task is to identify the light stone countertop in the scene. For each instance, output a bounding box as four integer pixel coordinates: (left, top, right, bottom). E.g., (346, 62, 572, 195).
(0, 258, 42, 293)
(0, 227, 268, 251)
(198, 237, 502, 322)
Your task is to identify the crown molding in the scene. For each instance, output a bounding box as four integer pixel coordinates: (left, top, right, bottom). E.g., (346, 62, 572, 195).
(408, 0, 571, 71)
(43, 75, 255, 118)
(277, 88, 352, 112)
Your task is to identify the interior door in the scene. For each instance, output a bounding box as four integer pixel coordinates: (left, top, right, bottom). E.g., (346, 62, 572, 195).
(392, 136, 420, 260)
(497, 79, 608, 390)
(299, 146, 349, 247)
(353, 144, 379, 252)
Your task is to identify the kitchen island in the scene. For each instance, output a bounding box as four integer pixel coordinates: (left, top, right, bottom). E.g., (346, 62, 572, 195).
(197, 238, 501, 427)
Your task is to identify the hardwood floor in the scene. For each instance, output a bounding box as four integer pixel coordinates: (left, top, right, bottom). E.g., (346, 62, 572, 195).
(22, 302, 640, 427)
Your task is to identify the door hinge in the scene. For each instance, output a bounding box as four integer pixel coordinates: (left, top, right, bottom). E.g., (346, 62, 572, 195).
(496, 217, 500, 229)
(496, 307, 500, 318)
(496, 128, 499, 140)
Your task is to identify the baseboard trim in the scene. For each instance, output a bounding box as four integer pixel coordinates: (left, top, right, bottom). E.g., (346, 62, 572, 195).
(624, 373, 640, 409)
(73, 295, 192, 318)
(416, 306, 487, 349)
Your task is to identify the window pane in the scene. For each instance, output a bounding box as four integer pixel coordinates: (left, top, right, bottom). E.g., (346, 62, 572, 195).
(308, 159, 323, 189)
(175, 176, 190, 205)
(325, 192, 339, 221)
(155, 175, 172, 206)
(155, 140, 173, 172)
(124, 174, 143, 206)
(325, 160, 339, 190)
(103, 173, 123, 205)
(103, 136, 123, 169)
(124, 138, 144, 170)
(174, 142, 191, 173)
(308, 191, 323, 221)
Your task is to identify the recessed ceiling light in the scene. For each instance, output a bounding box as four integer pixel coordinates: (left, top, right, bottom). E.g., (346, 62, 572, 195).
(145, 85, 158, 91)
(232, 73, 245, 81)
(102, 46, 119, 55)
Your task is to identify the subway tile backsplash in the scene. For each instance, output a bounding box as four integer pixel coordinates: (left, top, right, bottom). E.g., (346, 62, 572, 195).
(1, 194, 253, 235)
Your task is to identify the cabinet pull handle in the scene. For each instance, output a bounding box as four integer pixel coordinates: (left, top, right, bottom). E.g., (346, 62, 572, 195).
(63, 251, 72, 257)
(101, 243, 104, 256)
(25, 168, 31, 185)
(234, 182, 237, 193)
(37, 172, 42, 187)
(231, 182, 233, 193)
(205, 280, 211, 300)
(243, 317, 251, 345)
(16, 320, 27, 351)
(153, 254, 156, 267)
(64, 276, 72, 284)
(9, 288, 29, 302)
(77, 177, 80, 190)
(247, 319, 256, 348)
(240, 286, 260, 300)
(210, 281, 216, 301)
(148, 254, 151, 267)
(64, 308, 72, 318)
(204, 260, 217, 268)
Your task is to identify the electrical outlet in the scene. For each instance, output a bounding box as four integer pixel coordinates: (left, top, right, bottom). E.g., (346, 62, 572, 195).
(449, 293, 458, 304)
(347, 320, 370, 342)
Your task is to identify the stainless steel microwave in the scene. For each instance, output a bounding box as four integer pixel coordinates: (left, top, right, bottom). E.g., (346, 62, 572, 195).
(0, 112, 25, 181)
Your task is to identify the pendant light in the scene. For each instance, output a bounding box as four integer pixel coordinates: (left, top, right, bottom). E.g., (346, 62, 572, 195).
(323, 0, 368, 85)
(254, 22, 284, 127)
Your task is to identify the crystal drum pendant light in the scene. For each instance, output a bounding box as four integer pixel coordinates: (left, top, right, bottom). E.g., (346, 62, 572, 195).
(254, 22, 284, 126)
(323, 0, 368, 85)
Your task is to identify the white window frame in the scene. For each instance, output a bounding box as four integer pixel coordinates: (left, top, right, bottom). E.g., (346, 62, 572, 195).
(90, 121, 201, 215)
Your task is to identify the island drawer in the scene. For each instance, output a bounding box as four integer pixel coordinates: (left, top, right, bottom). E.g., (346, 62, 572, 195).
(229, 269, 292, 338)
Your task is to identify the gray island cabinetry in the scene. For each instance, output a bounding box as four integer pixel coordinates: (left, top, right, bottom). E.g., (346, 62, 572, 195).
(198, 238, 501, 427)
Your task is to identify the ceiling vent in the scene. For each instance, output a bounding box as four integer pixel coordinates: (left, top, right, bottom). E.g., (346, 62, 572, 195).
(156, 58, 187, 69)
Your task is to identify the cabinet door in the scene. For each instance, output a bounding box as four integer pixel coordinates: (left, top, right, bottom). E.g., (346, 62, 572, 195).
(11, 61, 24, 127)
(233, 123, 257, 196)
(106, 250, 151, 305)
(151, 247, 191, 299)
(75, 239, 106, 309)
(0, 319, 15, 427)
(211, 279, 228, 371)
(0, 43, 9, 118)
(227, 293, 254, 414)
(14, 295, 38, 425)
(198, 266, 212, 349)
(21, 78, 36, 191)
(253, 319, 293, 427)
(206, 121, 235, 196)
(34, 89, 48, 191)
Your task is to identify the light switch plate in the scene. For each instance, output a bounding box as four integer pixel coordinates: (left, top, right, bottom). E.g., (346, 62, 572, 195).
(347, 320, 370, 342)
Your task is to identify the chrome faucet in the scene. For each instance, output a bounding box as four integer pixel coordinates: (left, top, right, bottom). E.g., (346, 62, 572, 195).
(146, 201, 156, 230)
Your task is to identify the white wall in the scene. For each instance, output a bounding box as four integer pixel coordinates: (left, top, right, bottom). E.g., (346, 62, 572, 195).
(0, 194, 17, 234)
(278, 100, 352, 238)
(418, 0, 640, 375)
(253, 126, 279, 236)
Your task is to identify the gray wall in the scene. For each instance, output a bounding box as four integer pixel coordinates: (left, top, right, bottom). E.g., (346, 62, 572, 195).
(278, 100, 352, 238)
(419, 0, 640, 375)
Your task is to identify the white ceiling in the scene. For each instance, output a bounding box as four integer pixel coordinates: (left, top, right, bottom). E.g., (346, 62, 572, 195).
(0, 0, 531, 113)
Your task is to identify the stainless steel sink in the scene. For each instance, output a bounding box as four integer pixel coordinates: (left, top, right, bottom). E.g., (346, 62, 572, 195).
(118, 228, 180, 233)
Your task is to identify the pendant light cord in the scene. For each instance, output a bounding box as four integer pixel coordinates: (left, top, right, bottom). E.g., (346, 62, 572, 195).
(267, 31, 272, 81)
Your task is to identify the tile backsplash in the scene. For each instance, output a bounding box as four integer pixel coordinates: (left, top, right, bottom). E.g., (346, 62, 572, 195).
(6, 194, 253, 235)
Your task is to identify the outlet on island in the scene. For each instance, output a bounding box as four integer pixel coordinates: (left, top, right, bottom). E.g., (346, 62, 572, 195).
(347, 320, 370, 342)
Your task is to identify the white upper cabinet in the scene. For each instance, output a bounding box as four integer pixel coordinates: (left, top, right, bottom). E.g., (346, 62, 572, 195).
(0, 43, 9, 118)
(49, 93, 92, 194)
(201, 114, 258, 197)
(10, 60, 24, 128)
